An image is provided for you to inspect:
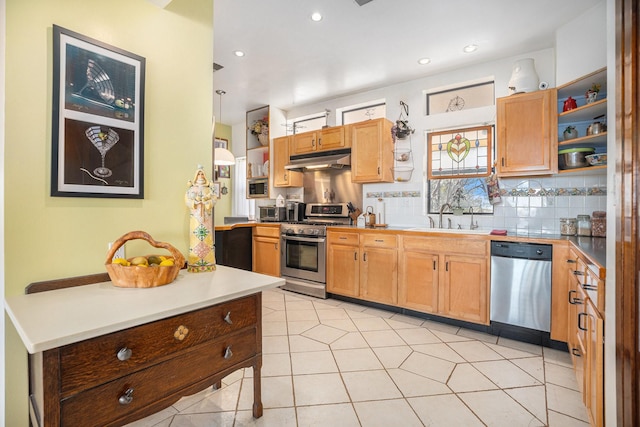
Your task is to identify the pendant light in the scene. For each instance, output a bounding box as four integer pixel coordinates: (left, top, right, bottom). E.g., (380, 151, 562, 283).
(214, 89, 235, 166)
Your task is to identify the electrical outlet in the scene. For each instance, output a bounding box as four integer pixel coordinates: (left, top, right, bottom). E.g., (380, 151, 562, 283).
(108, 242, 125, 260)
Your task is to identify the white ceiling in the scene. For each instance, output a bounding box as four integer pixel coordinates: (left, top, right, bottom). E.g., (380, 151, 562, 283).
(213, 0, 601, 125)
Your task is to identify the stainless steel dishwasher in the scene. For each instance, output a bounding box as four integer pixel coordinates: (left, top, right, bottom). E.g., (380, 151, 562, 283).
(490, 241, 552, 332)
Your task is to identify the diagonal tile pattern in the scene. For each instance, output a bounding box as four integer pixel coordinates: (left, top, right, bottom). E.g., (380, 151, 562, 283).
(126, 288, 589, 427)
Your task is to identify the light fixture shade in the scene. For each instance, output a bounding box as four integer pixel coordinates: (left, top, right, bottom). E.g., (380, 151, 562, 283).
(214, 147, 236, 165)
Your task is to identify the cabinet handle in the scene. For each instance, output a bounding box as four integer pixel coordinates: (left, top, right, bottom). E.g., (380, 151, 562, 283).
(363, 253, 367, 262)
(446, 261, 449, 272)
(116, 347, 132, 361)
(566, 259, 577, 264)
(573, 270, 584, 276)
(318, 137, 322, 146)
(377, 166, 381, 175)
(572, 348, 582, 357)
(339, 236, 347, 240)
(118, 388, 134, 405)
(582, 283, 598, 291)
(224, 311, 233, 325)
(275, 243, 278, 250)
(578, 312, 588, 331)
(433, 260, 436, 270)
(501, 157, 504, 167)
(312, 138, 315, 148)
(284, 173, 287, 180)
(354, 252, 357, 261)
(568, 290, 583, 305)
(374, 239, 384, 242)
(224, 346, 233, 360)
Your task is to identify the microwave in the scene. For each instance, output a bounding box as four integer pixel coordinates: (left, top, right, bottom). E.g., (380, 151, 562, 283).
(248, 179, 268, 197)
(259, 206, 286, 222)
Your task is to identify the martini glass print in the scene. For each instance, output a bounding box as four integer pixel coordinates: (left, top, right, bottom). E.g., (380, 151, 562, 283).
(75, 59, 115, 107)
(85, 126, 119, 178)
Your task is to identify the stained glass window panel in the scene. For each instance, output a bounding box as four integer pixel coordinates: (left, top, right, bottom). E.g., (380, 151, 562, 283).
(428, 125, 493, 179)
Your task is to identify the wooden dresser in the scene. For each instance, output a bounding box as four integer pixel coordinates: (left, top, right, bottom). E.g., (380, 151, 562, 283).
(5, 267, 283, 427)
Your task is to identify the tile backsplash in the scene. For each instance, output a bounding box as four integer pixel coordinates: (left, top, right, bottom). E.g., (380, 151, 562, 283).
(364, 172, 607, 235)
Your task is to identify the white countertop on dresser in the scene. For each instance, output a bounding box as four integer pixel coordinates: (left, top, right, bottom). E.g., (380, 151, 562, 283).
(5, 266, 284, 354)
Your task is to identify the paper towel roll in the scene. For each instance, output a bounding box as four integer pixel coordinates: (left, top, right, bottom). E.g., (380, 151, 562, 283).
(376, 199, 385, 225)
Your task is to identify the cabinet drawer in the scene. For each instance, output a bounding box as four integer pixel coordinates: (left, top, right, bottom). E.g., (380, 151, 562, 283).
(254, 225, 280, 238)
(60, 328, 257, 427)
(361, 234, 397, 248)
(402, 236, 487, 256)
(328, 231, 359, 246)
(584, 266, 605, 314)
(59, 295, 258, 396)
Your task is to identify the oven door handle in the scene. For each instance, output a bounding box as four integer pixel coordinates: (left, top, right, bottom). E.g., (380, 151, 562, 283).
(282, 235, 326, 244)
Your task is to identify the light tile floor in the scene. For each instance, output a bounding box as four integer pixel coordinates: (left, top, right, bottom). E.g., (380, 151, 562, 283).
(126, 288, 590, 427)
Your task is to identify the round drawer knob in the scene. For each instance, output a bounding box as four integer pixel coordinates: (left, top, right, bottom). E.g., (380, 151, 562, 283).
(117, 347, 132, 361)
(119, 388, 134, 405)
(174, 325, 189, 341)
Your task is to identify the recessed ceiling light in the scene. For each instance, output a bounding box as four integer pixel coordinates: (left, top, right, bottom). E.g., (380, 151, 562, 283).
(463, 44, 478, 53)
(418, 57, 431, 65)
(311, 12, 323, 22)
(233, 50, 245, 57)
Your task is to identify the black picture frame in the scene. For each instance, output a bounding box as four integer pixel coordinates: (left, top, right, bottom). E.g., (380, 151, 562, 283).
(51, 25, 145, 198)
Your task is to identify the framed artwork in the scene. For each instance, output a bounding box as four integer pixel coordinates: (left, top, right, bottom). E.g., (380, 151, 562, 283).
(51, 25, 145, 198)
(212, 181, 221, 199)
(426, 81, 494, 115)
(215, 137, 230, 178)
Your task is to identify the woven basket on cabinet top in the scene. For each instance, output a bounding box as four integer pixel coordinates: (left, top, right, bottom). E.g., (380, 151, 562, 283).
(105, 231, 185, 288)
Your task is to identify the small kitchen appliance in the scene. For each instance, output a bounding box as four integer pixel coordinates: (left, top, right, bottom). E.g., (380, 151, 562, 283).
(259, 206, 286, 222)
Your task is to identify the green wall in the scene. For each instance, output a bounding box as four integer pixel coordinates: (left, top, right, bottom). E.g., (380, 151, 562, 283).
(4, 0, 213, 424)
(214, 122, 232, 224)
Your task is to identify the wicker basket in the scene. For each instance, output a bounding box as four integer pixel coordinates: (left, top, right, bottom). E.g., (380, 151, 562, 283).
(105, 231, 185, 288)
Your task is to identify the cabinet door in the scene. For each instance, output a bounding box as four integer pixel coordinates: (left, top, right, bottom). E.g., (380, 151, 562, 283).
(273, 136, 302, 187)
(291, 131, 317, 155)
(398, 249, 438, 313)
(252, 236, 280, 277)
(550, 242, 570, 342)
(586, 298, 604, 426)
(440, 254, 488, 324)
(318, 126, 345, 151)
(360, 246, 397, 305)
(351, 119, 393, 183)
(496, 90, 557, 176)
(327, 244, 359, 297)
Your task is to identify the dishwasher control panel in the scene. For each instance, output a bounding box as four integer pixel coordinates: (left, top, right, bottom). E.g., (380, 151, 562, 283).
(491, 241, 552, 260)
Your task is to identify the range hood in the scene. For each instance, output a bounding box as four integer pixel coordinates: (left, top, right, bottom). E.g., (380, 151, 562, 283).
(285, 148, 351, 170)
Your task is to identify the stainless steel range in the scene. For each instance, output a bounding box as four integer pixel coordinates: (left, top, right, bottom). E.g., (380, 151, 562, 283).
(280, 203, 351, 298)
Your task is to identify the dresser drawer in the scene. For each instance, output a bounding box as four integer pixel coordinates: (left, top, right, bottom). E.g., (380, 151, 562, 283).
(60, 294, 258, 396)
(60, 328, 258, 427)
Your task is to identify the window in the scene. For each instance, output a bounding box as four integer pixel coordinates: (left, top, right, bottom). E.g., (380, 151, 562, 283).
(292, 115, 325, 134)
(232, 157, 255, 218)
(427, 125, 493, 179)
(428, 178, 493, 215)
(337, 100, 386, 125)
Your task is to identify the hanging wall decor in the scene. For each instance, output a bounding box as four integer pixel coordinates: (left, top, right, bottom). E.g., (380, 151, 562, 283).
(428, 125, 493, 180)
(51, 25, 145, 198)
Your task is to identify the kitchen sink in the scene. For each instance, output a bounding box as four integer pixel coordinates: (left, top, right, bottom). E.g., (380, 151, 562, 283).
(404, 227, 490, 235)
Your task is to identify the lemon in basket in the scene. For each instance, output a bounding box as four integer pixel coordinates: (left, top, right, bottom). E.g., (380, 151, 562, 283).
(112, 258, 130, 266)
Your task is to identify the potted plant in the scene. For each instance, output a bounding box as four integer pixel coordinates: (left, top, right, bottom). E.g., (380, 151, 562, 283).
(451, 186, 466, 215)
(585, 83, 601, 104)
(563, 125, 578, 140)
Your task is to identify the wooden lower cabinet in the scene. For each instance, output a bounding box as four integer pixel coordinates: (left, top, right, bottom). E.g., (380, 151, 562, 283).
(326, 232, 360, 297)
(399, 235, 489, 324)
(326, 231, 397, 305)
(30, 294, 263, 427)
(566, 244, 605, 427)
(360, 234, 397, 305)
(252, 225, 281, 277)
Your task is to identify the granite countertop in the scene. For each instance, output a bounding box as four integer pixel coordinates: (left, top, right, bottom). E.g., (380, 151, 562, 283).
(5, 266, 284, 353)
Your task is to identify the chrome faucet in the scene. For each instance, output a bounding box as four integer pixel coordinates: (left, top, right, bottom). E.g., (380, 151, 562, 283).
(469, 207, 479, 229)
(427, 216, 435, 228)
(439, 203, 451, 228)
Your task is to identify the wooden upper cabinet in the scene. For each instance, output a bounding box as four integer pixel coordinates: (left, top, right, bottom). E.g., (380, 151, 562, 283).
(273, 136, 302, 188)
(351, 118, 394, 183)
(291, 126, 348, 156)
(496, 90, 558, 176)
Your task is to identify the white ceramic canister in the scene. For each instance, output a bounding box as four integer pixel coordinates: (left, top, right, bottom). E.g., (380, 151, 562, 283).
(508, 58, 540, 94)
